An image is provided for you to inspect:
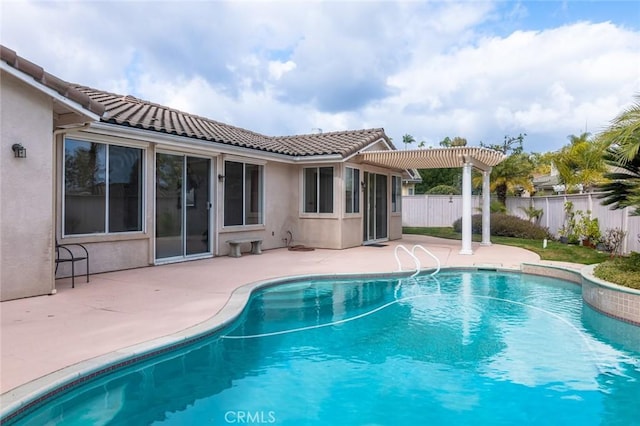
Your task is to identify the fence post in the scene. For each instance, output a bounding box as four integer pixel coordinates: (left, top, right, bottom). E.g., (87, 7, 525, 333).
(545, 197, 550, 228)
(623, 207, 630, 254)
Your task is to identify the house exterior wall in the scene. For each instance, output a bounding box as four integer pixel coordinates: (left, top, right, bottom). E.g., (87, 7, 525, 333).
(54, 130, 153, 277)
(389, 212, 403, 240)
(54, 137, 301, 266)
(218, 159, 297, 255)
(298, 217, 343, 249)
(1, 73, 55, 300)
(1, 69, 407, 300)
(341, 217, 364, 248)
(402, 183, 416, 196)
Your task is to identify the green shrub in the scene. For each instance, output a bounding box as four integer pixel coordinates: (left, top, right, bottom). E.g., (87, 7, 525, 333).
(594, 252, 640, 290)
(452, 213, 551, 240)
(426, 185, 460, 195)
(475, 200, 507, 214)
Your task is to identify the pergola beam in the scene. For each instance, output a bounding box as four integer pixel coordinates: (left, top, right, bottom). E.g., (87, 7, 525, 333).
(355, 147, 505, 255)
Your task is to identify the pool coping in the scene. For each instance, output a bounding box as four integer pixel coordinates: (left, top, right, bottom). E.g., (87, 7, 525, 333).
(1, 263, 637, 422)
(1, 269, 418, 421)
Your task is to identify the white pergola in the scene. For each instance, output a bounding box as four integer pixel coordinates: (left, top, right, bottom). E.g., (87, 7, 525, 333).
(355, 147, 506, 255)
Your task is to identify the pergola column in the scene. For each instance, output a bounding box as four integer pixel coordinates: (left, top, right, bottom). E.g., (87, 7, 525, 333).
(459, 160, 473, 255)
(481, 168, 492, 246)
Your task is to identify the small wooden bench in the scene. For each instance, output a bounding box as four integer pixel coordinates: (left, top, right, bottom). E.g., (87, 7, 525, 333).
(226, 238, 263, 258)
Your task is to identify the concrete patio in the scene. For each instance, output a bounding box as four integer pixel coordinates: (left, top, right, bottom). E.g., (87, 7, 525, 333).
(1, 235, 549, 394)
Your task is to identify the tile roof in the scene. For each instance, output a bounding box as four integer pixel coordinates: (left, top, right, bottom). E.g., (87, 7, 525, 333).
(1, 44, 390, 159)
(0, 46, 105, 117)
(73, 85, 390, 158)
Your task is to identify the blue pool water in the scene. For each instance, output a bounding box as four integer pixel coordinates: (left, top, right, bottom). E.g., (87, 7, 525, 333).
(8, 271, 640, 425)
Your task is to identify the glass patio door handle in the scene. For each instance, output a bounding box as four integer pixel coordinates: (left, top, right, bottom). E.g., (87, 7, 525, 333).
(207, 202, 213, 210)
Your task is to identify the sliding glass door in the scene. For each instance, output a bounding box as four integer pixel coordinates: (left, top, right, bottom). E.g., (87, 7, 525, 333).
(363, 172, 388, 243)
(156, 154, 211, 261)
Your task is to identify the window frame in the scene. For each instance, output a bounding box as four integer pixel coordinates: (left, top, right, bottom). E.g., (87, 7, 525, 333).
(62, 136, 145, 237)
(223, 160, 265, 228)
(391, 175, 402, 213)
(345, 166, 360, 214)
(302, 166, 334, 214)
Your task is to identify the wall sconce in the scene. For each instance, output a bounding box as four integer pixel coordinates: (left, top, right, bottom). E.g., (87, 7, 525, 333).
(12, 143, 26, 158)
(360, 181, 366, 190)
(218, 174, 225, 182)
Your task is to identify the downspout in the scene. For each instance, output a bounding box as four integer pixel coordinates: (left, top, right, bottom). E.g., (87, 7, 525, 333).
(50, 123, 92, 295)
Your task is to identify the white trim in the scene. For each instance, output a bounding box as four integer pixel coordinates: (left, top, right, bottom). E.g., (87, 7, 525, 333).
(344, 166, 361, 215)
(391, 175, 402, 213)
(67, 130, 150, 150)
(222, 154, 267, 166)
(343, 137, 390, 162)
(301, 165, 335, 215)
(153, 152, 214, 262)
(62, 137, 146, 237)
(221, 160, 266, 228)
(1, 61, 102, 122)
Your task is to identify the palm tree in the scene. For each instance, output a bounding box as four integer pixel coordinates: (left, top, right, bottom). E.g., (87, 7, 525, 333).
(599, 147, 640, 215)
(553, 132, 608, 191)
(598, 95, 640, 215)
(402, 134, 416, 150)
(480, 134, 534, 205)
(487, 152, 534, 205)
(597, 95, 640, 163)
(439, 136, 467, 147)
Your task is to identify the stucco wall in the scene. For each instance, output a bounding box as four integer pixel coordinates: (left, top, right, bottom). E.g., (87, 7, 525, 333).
(218, 160, 298, 256)
(263, 161, 298, 249)
(53, 130, 154, 277)
(341, 217, 364, 248)
(1, 74, 54, 300)
(298, 217, 342, 249)
(54, 238, 150, 277)
(389, 214, 403, 240)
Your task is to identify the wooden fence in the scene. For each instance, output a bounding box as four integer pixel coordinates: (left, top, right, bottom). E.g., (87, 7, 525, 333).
(402, 193, 640, 254)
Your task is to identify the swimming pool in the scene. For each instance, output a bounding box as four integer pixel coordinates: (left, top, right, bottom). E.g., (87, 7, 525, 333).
(5, 271, 640, 425)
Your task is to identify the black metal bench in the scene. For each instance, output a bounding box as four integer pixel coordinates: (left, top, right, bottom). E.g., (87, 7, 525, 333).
(55, 240, 89, 288)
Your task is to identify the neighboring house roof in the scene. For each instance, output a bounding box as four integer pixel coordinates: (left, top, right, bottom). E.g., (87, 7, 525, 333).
(402, 168, 422, 183)
(532, 174, 561, 189)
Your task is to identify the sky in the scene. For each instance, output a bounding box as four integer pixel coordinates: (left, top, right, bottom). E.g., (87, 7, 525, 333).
(1, 0, 639, 153)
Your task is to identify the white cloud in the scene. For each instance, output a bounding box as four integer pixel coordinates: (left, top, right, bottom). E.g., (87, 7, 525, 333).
(268, 60, 296, 81)
(1, 1, 638, 152)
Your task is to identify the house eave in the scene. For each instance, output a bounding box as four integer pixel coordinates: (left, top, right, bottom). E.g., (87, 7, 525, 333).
(1, 61, 102, 124)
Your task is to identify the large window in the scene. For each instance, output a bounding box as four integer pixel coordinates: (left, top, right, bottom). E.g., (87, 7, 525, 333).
(64, 139, 143, 235)
(392, 176, 402, 213)
(304, 167, 333, 213)
(345, 167, 360, 213)
(224, 161, 263, 226)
